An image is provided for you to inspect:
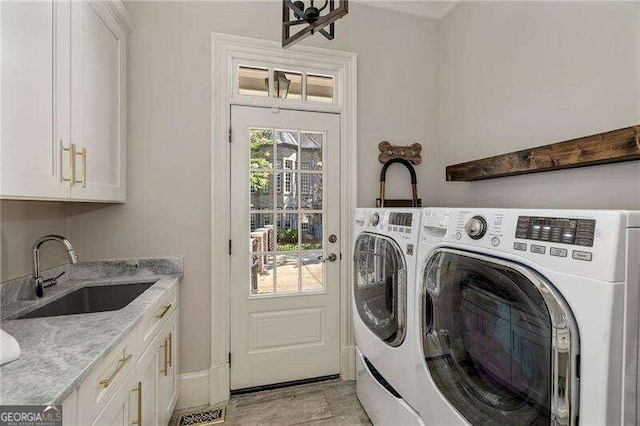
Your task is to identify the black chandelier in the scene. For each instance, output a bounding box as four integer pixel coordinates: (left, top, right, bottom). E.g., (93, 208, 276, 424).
(282, 0, 349, 48)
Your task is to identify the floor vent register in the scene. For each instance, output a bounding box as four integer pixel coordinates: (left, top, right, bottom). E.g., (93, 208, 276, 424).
(176, 406, 226, 426)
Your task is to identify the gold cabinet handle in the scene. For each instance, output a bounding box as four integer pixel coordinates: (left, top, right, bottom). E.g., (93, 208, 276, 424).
(155, 304, 172, 319)
(74, 146, 87, 188)
(160, 339, 169, 376)
(99, 353, 132, 388)
(168, 332, 172, 367)
(61, 142, 76, 186)
(130, 381, 142, 425)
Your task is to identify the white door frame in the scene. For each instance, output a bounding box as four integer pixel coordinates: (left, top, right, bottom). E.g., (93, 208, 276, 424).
(210, 33, 357, 404)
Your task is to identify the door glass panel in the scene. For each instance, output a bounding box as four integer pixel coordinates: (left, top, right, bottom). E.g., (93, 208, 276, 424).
(250, 129, 274, 169)
(353, 233, 406, 347)
(275, 253, 299, 293)
(300, 174, 322, 209)
(421, 251, 553, 425)
(251, 253, 274, 295)
(277, 213, 299, 251)
(276, 130, 299, 168)
(301, 213, 322, 248)
(249, 127, 326, 296)
(302, 252, 323, 292)
(250, 172, 272, 210)
(250, 213, 273, 255)
(239, 66, 269, 97)
(276, 172, 298, 210)
(250, 212, 273, 231)
(301, 132, 323, 171)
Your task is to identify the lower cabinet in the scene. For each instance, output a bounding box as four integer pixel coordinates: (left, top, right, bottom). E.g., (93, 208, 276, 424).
(70, 287, 179, 426)
(137, 309, 178, 426)
(92, 370, 137, 426)
(157, 312, 178, 426)
(137, 339, 159, 426)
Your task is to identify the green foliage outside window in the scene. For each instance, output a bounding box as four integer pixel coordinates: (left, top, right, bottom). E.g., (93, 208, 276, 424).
(250, 129, 273, 192)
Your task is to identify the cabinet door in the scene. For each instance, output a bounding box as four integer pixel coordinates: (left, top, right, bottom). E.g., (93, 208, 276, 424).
(92, 370, 136, 426)
(157, 311, 178, 426)
(0, 1, 71, 199)
(137, 337, 160, 426)
(70, 0, 126, 202)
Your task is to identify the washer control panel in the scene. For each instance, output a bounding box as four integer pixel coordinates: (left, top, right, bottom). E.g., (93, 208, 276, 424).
(515, 216, 595, 247)
(419, 207, 629, 282)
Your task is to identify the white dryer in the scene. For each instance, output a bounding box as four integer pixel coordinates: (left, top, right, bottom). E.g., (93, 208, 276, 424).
(414, 207, 640, 425)
(353, 208, 423, 425)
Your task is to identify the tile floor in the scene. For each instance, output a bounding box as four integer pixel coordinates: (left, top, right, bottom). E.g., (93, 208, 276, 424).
(171, 379, 371, 425)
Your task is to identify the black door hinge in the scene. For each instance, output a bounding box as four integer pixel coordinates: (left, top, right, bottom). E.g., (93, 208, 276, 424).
(228, 127, 232, 143)
(228, 352, 231, 366)
(228, 239, 232, 255)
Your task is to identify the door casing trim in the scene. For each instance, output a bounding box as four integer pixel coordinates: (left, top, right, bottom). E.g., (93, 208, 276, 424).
(210, 33, 357, 405)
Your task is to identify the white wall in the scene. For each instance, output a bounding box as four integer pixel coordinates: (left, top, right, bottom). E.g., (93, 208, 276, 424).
(0, 201, 69, 282)
(437, 1, 640, 209)
(67, 1, 440, 375)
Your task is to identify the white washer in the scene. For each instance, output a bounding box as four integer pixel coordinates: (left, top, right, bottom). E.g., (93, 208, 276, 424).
(353, 208, 422, 424)
(414, 207, 640, 425)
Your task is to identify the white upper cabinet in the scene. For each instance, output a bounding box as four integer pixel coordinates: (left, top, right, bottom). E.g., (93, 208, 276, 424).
(70, 1, 126, 202)
(0, 0, 130, 202)
(0, 1, 69, 199)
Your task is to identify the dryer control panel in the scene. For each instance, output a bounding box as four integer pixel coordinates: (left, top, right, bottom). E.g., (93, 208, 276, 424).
(354, 208, 422, 243)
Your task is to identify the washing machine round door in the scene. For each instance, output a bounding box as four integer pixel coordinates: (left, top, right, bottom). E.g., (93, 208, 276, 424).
(420, 249, 579, 426)
(353, 232, 407, 347)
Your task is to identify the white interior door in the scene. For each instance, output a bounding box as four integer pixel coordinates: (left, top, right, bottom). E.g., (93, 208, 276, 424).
(230, 105, 341, 390)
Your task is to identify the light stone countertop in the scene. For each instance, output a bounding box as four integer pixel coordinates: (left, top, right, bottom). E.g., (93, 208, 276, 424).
(0, 258, 183, 405)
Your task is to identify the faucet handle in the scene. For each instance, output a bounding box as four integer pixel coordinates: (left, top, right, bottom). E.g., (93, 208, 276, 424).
(43, 271, 66, 289)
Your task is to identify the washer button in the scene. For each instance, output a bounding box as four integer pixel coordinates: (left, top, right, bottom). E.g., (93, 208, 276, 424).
(550, 247, 568, 258)
(455, 232, 462, 240)
(530, 244, 546, 254)
(491, 237, 500, 247)
(572, 250, 593, 261)
(513, 242, 527, 251)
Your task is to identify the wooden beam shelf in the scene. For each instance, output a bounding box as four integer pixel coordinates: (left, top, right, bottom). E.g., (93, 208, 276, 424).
(446, 125, 640, 182)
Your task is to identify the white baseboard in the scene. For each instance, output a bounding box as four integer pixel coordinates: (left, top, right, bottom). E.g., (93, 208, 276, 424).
(341, 345, 356, 380)
(209, 363, 230, 405)
(176, 370, 210, 410)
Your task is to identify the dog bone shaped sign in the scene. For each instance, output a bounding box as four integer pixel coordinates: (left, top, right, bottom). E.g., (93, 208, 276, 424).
(378, 141, 422, 165)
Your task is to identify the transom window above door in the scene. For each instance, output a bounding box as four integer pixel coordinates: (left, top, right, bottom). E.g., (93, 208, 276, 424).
(238, 66, 334, 103)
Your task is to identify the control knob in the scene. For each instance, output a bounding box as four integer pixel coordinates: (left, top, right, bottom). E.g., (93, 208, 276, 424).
(370, 212, 380, 226)
(465, 216, 487, 240)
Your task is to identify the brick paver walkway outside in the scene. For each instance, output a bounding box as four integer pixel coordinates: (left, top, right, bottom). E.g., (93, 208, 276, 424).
(255, 253, 323, 294)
